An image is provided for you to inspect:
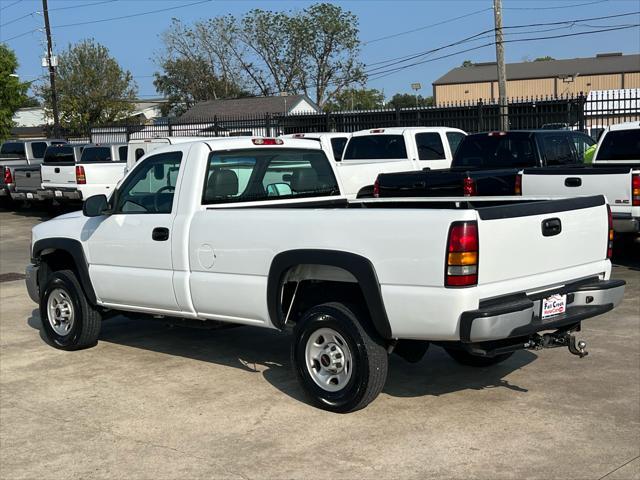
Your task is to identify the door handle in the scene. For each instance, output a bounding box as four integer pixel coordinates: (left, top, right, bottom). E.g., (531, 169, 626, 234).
(541, 218, 562, 237)
(564, 177, 582, 187)
(152, 227, 169, 241)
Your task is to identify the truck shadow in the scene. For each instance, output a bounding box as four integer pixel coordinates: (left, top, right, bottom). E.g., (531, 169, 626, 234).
(611, 237, 640, 271)
(28, 311, 535, 405)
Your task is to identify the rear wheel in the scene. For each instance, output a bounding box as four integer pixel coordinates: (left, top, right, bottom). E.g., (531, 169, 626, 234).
(40, 269, 101, 350)
(444, 347, 513, 367)
(292, 302, 388, 413)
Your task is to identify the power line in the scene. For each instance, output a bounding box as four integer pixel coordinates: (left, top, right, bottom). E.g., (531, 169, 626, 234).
(2, 1, 119, 28)
(363, 7, 492, 45)
(504, 0, 607, 10)
(0, 0, 22, 12)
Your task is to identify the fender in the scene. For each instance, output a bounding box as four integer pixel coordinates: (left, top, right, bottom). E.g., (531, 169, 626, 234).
(32, 238, 97, 305)
(267, 249, 392, 339)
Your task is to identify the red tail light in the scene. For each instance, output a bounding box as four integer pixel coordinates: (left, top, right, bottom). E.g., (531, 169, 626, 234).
(606, 204, 614, 259)
(446, 221, 479, 287)
(463, 176, 476, 197)
(515, 173, 522, 195)
(3, 167, 13, 185)
(252, 138, 283, 145)
(632, 174, 640, 206)
(76, 165, 86, 184)
(373, 178, 380, 198)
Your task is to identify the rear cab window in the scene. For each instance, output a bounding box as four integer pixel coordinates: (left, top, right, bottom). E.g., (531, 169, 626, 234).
(81, 147, 113, 163)
(453, 133, 537, 168)
(43, 146, 76, 165)
(343, 135, 407, 160)
(596, 129, 640, 161)
(330, 137, 348, 162)
(446, 131, 466, 156)
(415, 132, 445, 160)
(30, 142, 48, 158)
(539, 133, 579, 166)
(202, 148, 339, 204)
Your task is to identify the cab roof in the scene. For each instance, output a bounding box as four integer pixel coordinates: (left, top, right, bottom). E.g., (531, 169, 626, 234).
(350, 126, 466, 137)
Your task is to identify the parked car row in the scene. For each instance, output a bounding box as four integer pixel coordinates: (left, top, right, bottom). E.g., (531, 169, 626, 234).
(22, 124, 631, 413)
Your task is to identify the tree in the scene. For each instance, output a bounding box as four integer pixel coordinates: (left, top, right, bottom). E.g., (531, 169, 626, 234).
(324, 88, 384, 111)
(156, 3, 365, 109)
(21, 96, 40, 108)
(38, 39, 137, 131)
(0, 44, 29, 141)
(534, 56, 555, 62)
(461, 60, 473, 67)
(387, 93, 433, 109)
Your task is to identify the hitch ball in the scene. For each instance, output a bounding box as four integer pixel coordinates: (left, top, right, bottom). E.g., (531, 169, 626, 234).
(577, 340, 587, 350)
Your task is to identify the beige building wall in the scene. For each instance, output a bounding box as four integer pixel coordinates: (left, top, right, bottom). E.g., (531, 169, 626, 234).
(434, 72, 640, 104)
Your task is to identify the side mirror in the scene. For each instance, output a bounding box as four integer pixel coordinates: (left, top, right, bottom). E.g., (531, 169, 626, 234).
(83, 194, 109, 217)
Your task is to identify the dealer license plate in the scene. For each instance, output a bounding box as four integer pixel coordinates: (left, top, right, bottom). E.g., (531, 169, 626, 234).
(541, 294, 567, 320)
(54, 191, 62, 197)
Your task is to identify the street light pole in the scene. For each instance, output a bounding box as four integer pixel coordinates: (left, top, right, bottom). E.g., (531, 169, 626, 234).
(493, 0, 509, 130)
(42, 0, 61, 138)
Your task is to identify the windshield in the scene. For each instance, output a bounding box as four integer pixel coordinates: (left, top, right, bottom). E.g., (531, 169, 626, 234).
(596, 129, 640, 161)
(0, 142, 26, 156)
(81, 147, 113, 162)
(453, 133, 537, 168)
(202, 148, 339, 204)
(44, 146, 76, 164)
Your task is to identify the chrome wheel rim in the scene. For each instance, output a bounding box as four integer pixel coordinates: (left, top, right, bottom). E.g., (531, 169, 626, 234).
(305, 327, 353, 392)
(47, 288, 75, 336)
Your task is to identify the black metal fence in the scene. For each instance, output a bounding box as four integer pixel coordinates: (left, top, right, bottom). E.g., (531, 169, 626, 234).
(63, 90, 638, 144)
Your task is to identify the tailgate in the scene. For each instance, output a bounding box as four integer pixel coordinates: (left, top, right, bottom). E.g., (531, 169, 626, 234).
(13, 167, 41, 191)
(476, 196, 608, 286)
(41, 164, 76, 188)
(521, 167, 632, 213)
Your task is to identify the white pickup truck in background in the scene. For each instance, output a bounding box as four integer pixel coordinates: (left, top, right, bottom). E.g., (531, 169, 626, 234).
(520, 122, 640, 234)
(339, 127, 466, 197)
(26, 136, 625, 412)
(280, 132, 351, 163)
(41, 143, 127, 202)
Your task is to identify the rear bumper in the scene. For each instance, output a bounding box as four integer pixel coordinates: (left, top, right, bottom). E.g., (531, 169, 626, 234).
(11, 188, 50, 202)
(460, 278, 625, 342)
(25, 263, 40, 304)
(43, 187, 82, 201)
(612, 213, 639, 233)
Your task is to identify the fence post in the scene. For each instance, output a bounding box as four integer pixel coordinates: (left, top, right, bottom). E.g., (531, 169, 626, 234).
(325, 112, 331, 132)
(265, 113, 272, 137)
(167, 117, 173, 137)
(395, 106, 401, 127)
(576, 91, 586, 131)
(213, 115, 218, 137)
(477, 100, 484, 132)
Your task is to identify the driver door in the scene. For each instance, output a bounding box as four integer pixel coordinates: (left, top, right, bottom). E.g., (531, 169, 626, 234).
(85, 151, 183, 312)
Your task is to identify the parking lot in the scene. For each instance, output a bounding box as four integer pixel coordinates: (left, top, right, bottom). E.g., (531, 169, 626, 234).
(0, 206, 638, 480)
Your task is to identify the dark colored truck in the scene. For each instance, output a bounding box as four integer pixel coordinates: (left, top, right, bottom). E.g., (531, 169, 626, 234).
(374, 130, 595, 198)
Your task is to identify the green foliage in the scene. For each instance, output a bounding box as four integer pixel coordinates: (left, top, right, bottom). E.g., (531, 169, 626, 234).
(0, 44, 29, 141)
(157, 3, 364, 109)
(461, 60, 473, 67)
(534, 56, 555, 62)
(324, 88, 384, 111)
(387, 93, 434, 109)
(21, 96, 40, 108)
(37, 39, 137, 131)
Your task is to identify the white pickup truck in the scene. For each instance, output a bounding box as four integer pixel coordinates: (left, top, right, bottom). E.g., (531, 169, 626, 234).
(41, 143, 127, 202)
(339, 127, 466, 197)
(520, 122, 640, 234)
(26, 137, 625, 412)
(280, 132, 350, 163)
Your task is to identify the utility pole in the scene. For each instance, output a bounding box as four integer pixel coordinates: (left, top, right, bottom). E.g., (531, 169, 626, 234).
(42, 0, 61, 138)
(493, 0, 508, 130)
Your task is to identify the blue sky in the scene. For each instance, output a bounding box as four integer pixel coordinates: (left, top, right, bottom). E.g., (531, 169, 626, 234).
(1, 0, 639, 101)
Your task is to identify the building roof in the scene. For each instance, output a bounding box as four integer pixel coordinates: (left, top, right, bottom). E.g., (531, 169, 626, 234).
(433, 53, 640, 85)
(180, 94, 319, 120)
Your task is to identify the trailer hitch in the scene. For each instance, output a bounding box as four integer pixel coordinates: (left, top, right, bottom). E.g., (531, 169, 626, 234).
(524, 325, 588, 358)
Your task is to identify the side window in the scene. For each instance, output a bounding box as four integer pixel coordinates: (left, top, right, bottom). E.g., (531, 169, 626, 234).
(135, 148, 145, 161)
(113, 151, 183, 214)
(330, 137, 348, 162)
(31, 142, 48, 158)
(541, 134, 577, 166)
(118, 146, 128, 161)
(415, 132, 445, 160)
(446, 132, 465, 157)
(203, 148, 339, 204)
(571, 133, 595, 161)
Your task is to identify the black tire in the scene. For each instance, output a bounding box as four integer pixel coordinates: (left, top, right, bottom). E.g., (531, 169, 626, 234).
(444, 347, 513, 367)
(39, 269, 101, 350)
(291, 302, 388, 413)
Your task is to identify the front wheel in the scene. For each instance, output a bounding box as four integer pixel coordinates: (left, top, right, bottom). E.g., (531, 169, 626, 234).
(291, 302, 388, 413)
(40, 269, 102, 350)
(444, 347, 513, 367)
